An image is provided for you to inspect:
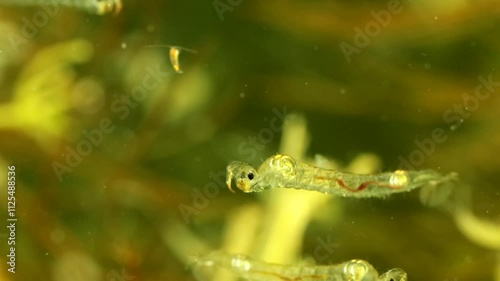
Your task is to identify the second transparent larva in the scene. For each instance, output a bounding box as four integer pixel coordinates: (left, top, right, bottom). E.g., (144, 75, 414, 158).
(191, 251, 408, 281)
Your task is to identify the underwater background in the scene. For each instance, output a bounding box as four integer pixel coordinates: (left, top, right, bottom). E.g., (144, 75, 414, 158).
(0, 0, 499, 280)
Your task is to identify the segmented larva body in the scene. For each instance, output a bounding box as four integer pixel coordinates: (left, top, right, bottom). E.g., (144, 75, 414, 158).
(227, 154, 457, 198)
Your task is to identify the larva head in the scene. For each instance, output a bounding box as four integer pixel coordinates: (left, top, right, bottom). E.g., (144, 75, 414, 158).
(342, 260, 374, 281)
(226, 162, 258, 193)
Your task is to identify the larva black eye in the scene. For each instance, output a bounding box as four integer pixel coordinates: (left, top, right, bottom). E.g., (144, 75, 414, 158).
(247, 172, 254, 180)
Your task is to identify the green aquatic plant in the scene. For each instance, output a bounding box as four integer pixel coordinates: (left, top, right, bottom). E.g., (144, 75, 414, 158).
(0, 38, 93, 152)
